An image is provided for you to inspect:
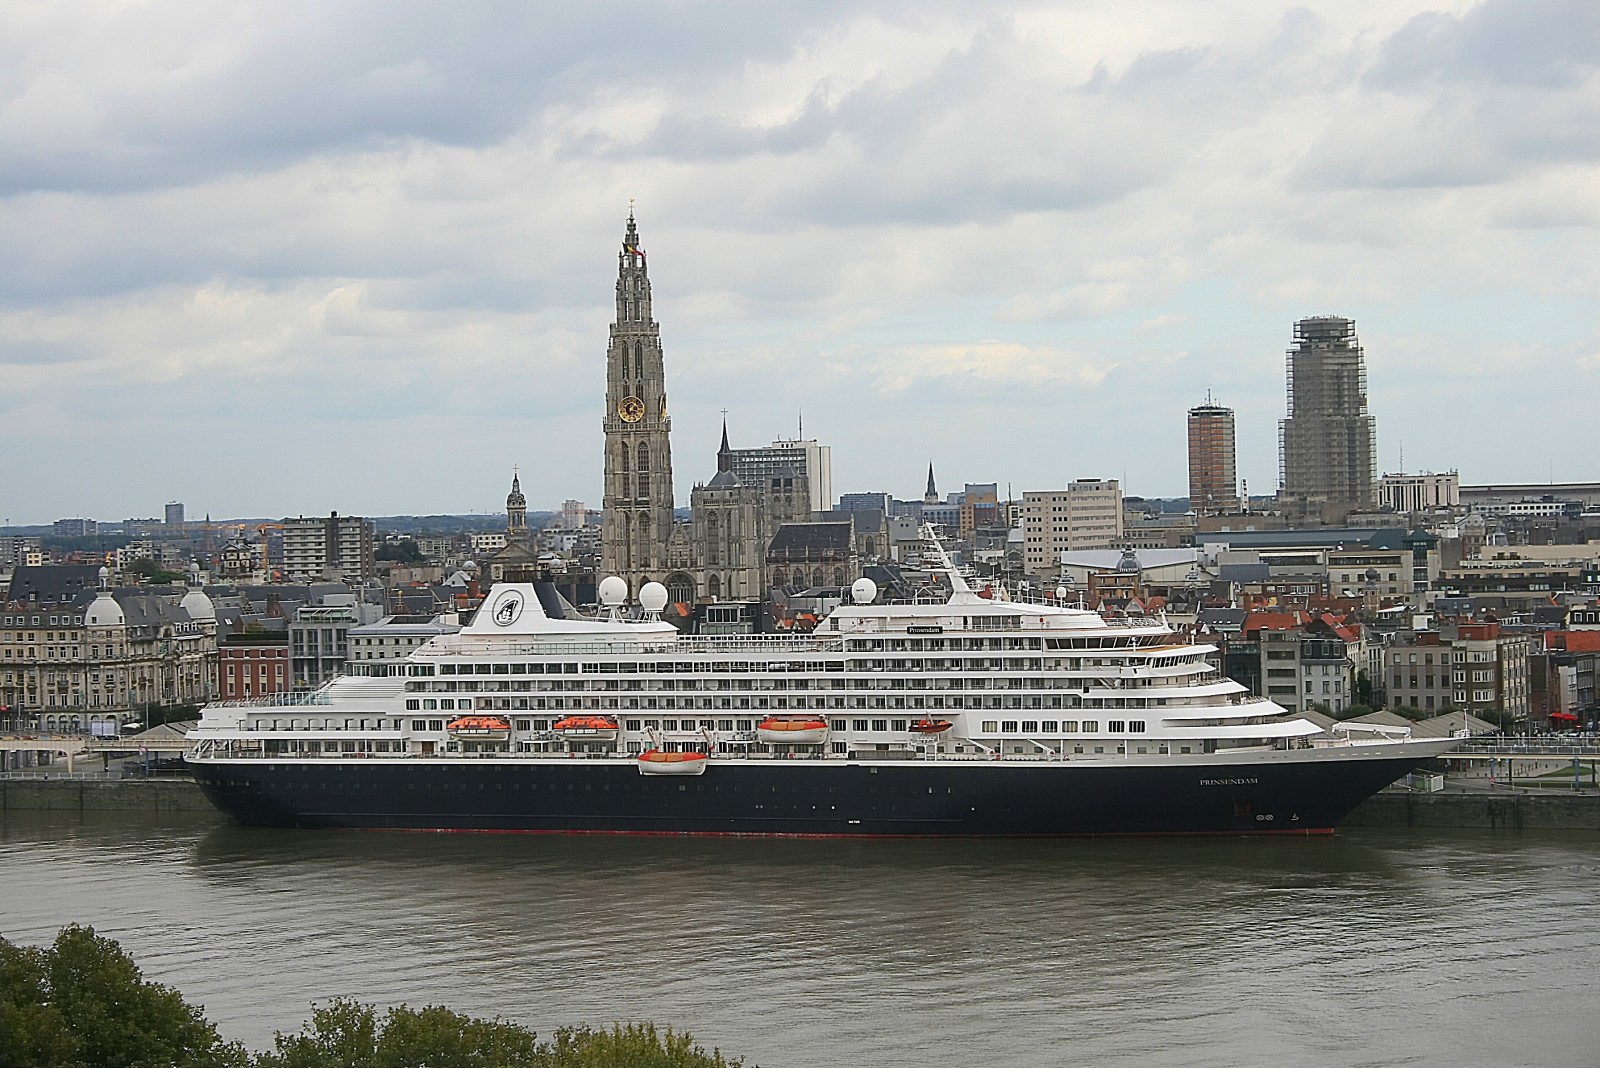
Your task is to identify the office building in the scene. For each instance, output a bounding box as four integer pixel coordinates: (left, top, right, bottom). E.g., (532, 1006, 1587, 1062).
(1187, 400, 1238, 514)
(1377, 471, 1460, 514)
(1278, 316, 1377, 522)
(1021, 479, 1124, 578)
(282, 512, 376, 583)
(729, 439, 832, 516)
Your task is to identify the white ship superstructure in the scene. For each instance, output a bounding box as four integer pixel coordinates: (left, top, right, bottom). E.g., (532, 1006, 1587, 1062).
(189, 536, 1336, 765)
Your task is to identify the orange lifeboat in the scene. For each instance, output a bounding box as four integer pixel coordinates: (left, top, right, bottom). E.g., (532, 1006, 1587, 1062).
(552, 715, 619, 741)
(637, 749, 709, 776)
(757, 715, 830, 746)
(910, 718, 954, 735)
(446, 715, 512, 741)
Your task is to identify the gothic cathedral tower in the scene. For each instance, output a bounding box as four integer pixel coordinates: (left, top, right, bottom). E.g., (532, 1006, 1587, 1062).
(600, 211, 676, 591)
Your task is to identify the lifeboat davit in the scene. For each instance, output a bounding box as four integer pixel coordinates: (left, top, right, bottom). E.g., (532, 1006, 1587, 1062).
(757, 715, 830, 745)
(552, 715, 619, 741)
(910, 718, 954, 735)
(637, 749, 709, 776)
(446, 715, 512, 741)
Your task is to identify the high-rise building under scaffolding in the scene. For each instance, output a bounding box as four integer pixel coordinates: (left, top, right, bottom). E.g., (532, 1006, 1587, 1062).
(1278, 316, 1377, 522)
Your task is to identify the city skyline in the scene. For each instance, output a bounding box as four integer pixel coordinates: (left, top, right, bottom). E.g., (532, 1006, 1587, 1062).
(2, 1, 1595, 523)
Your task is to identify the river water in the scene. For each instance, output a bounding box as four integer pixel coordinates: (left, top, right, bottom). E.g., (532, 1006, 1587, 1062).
(2, 811, 1598, 1067)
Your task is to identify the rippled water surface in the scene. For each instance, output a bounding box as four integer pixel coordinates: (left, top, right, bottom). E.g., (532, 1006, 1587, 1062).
(3, 812, 1599, 1066)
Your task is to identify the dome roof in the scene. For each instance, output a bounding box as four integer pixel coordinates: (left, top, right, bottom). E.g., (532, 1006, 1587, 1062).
(181, 585, 216, 622)
(84, 589, 125, 627)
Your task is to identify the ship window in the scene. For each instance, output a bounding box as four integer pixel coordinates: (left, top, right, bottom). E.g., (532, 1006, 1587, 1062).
(982, 721, 998, 732)
(1129, 720, 1146, 732)
(1042, 721, 1059, 732)
(1001, 720, 1018, 732)
(493, 663, 509, 674)
(1082, 721, 1100, 732)
(411, 720, 425, 731)
(1109, 720, 1126, 732)
(870, 719, 888, 732)
(405, 700, 420, 710)
(1021, 720, 1038, 732)
(439, 665, 456, 675)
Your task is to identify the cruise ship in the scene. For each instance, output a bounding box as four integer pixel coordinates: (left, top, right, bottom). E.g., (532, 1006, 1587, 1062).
(186, 538, 1456, 836)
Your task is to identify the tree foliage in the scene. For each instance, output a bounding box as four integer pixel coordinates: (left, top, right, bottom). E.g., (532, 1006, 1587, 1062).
(128, 557, 186, 584)
(375, 540, 425, 564)
(2, 928, 743, 1067)
(259, 1001, 741, 1068)
(0, 925, 248, 1068)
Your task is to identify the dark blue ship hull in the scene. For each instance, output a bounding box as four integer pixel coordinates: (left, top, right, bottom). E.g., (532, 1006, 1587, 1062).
(188, 748, 1441, 837)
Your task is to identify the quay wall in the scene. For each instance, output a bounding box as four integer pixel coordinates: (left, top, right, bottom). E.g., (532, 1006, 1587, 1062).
(1346, 790, 1600, 830)
(0, 778, 211, 813)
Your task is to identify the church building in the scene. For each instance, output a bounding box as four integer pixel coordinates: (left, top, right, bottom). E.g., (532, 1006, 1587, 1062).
(598, 212, 825, 604)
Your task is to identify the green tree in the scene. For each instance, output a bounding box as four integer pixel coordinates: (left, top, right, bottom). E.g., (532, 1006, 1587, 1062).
(0, 925, 247, 1068)
(1353, 669, 1374, 707)
(1333, 703, 1374, 721)
(375, 540, 425, 564)
(258, 1001, 740, 1068)
(128, 557, 186, 584)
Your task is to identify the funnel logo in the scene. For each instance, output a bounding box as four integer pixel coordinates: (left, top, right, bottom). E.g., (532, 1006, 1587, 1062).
(490, 590, 524, 627)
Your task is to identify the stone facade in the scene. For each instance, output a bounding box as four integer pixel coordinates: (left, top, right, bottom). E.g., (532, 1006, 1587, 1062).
(596, 214, 823, 602)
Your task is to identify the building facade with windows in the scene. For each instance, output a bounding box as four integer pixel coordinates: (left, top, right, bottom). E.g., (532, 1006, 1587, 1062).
(282, 512, 375, 583)
(219, 632, 290, 701)
(1377, 471, 1460, 514)
(0, 579, 217, 732)
(1021, 479, 1124, 578)
(1278, 316, 1377, 522)
(1187, 400, 1238, 514)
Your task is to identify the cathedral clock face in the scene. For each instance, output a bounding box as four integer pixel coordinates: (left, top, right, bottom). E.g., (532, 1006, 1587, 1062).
(618, 396, 646, 423)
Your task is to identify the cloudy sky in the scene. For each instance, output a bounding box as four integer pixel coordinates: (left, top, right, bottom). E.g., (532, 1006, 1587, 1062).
(2, 0, 1595, 524)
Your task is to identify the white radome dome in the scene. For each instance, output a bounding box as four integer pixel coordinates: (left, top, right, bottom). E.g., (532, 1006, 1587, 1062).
(598, 575, 628, 607)
(850, 577, 877, 605)
(639, 582, 669, 613)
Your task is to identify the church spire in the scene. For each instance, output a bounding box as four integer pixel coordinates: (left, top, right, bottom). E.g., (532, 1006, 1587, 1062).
(506, 466, 527, 535)
(924, 462, 939, 505)
(717, 416, 732, 474)
(601, 208, 676, 588)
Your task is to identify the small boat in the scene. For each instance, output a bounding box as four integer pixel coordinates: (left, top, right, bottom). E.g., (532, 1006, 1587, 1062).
(637, 749, 709, 776)
(552, 715, 620, 741)
(757, 715, 830, 745)
(445, 715, 512, 741)
(910, 718, 954, 735)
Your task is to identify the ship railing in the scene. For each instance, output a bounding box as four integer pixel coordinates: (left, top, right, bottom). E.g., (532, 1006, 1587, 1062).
(206, 693, 334, 709)
(419, 634, 847, 657)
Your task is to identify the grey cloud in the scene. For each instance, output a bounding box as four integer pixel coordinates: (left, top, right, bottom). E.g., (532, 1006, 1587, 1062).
(0, 0, 871, 197)
(1368, 0, 1600, 90)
